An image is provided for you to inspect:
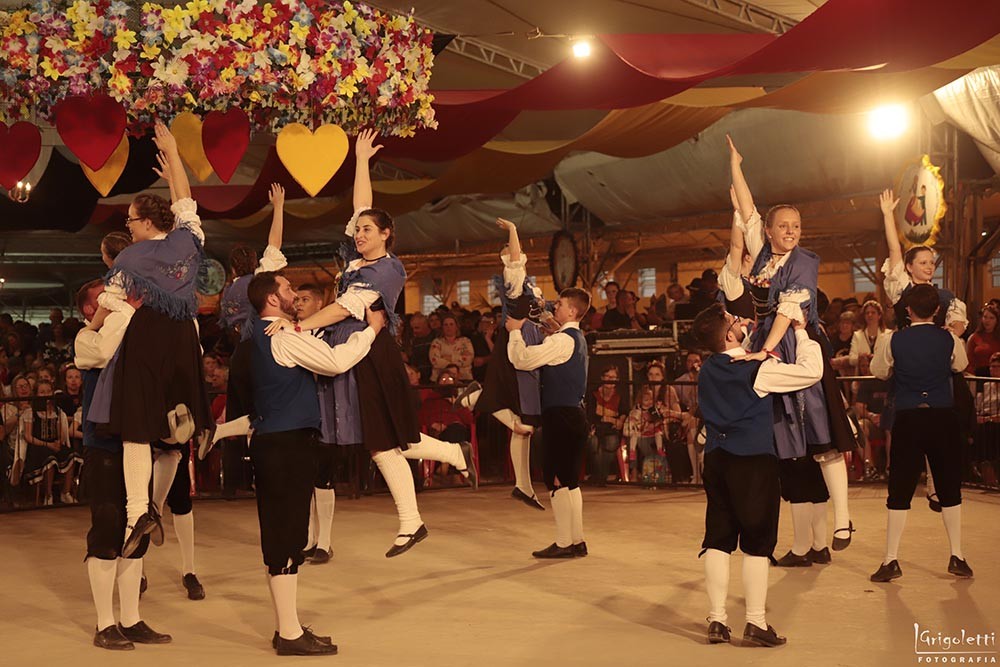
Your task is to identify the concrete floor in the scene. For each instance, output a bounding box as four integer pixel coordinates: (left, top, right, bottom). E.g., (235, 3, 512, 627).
(1, 484, 997, 667)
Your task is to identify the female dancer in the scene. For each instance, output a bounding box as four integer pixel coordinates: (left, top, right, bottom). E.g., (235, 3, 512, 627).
(267, 130, 473, 557)
(20, 379, 68, 505)
(728, 135, 855, 552)
(89, 122, 213, 556)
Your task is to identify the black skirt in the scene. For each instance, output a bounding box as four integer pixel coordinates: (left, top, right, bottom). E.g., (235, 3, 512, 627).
(109, 307, 213, 443)
(808, 324, 858, 456)
(476, 328, 541, 426)
(355, 329, 421, 452)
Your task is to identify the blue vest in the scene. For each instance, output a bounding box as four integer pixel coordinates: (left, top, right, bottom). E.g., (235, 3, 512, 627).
(540, 327, 588, 410)
(698, 354, 774, 457)
(249, 317, 322, 435)
(82, 368, 122, 453)
(889, 325, 954, 410)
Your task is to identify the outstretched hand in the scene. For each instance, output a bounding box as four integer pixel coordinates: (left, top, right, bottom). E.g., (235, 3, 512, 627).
(153, 120, 178, 155)
(726, 134, 742, 165)
(269, 183, 285, 208)
(355, 129, 384, 162)
(264, 318, 295, 336)
(879, 188, 899, 216)
(496, 217, 516, 232)
(152, 152, 172, 183)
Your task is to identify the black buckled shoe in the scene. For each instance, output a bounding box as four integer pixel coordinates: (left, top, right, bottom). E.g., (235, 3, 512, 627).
(707, 621, 731, 644)
(831, 521, 855, 551)
(385, 524, 428, 558)
(301, 546, 318, 560)
(272, 626, 333, 650)
(457, 443, 479, 490)
(572, 542, 588, 557)
(807, 547, 832, 564)
(927, 493, 942, 513)
(512, 487, 545, 511)
(775, 550, 812, 567)
(182, 573, 205, 600)
(276, 631, 338, 656)
(122, 509, 163, 558)
(870, 559, 902, 583)
(94, 625, 134, 650)
(948, 556, 973, 578)
(118, 620, 172, 644)
(310, 548, 331, 564)
(532, 543, 576, 559)
(742, 623, 786, 647)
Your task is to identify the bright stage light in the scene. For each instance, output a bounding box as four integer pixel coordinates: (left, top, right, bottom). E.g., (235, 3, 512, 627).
(572, 39, 592, 58)
(868, 104, 909, 140)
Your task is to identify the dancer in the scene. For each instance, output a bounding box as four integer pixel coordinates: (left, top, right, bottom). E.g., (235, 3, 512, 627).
(247, 271, 383, 655)
(693, 303, 822, 647)
(460, 217, 548, 509)
(88, 122, 213, 557)
(728, 134, 856, 552)
(507, 288, 591, 559)
(75, 279, 171, 650)
(267, 130, 473, 558)
(869, 284, 973, 582)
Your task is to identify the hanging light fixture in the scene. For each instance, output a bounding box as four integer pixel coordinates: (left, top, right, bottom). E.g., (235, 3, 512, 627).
(8, 180, 31, 203)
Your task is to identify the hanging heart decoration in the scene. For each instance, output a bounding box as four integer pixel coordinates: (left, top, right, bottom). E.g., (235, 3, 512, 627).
(81, 133, 130, 196)
(54, 94, 127, 171)
(0, 122, 42, 190)
(276, 124, 350, 197)
(202, 108, 251, 184)
(171, 112, 215, 182)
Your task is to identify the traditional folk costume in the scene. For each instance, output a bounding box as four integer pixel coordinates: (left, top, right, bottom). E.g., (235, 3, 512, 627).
(869, 321, 973, 582)
(698, 325, 823, 646)
(508, 319, 589, 558)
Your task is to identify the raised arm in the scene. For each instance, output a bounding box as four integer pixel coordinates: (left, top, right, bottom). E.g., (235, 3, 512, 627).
(268, 183, 285, 249)
(153, 121, 190, 201)
(880, 189, 903, 271)
(497, 218, 521, 263)
(353, 129, 383, 212)
(727, 134, 755, 223)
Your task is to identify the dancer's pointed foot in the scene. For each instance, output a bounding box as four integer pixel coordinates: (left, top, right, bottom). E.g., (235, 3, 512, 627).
(456, 442, 479, 490)
(165, 404, 195, 444)
(385, 524, 428, 558)
(512, 487, 545, 510)
(196, 424, 217, 461)
(832, 520, 855, 551)
(454, 380, 482, 410)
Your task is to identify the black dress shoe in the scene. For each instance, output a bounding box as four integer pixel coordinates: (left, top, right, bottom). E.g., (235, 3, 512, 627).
(807, 547, 832, 564)
(532, 543, 576, 559)
(948, 555, 974, 578)
(385, 524, 428, 558)
(122, 509, 163, 558)
(276, 631, 338, 656)
(94, 625, 134, 650)
(139, 574, 147, 598)
(182, 573, 205, 600)
(454, 380, 482, 408)
(707, 621, 731, 644)
(831, 521, 855, 551)
(572, 542, 588, 557)
(870, 559, 903, 583)
(301, 546, 318, 560)
(118, 620, 172, 644)
(272, 627, 333, 649)
(310, 548, 332, 564)
(775, 550, 812, 567)
(927, 493, 942, 513)
(512, 487, 545, 511)
(457, 443, 479, 490)
(742, 623, 786, 647)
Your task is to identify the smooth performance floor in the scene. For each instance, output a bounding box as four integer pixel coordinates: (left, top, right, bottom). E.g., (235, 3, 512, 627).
(1, 484, 997, 667)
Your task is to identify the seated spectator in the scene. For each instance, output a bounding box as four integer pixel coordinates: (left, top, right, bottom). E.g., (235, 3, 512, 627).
(430, 314, 474, 381)
(624, 385, 664, 481)
(17, 379, 68, 506)
(601, 289, 646, 331)
(202, 353, 221, 382)
(673, 352, 702, 413)
(467, 312, 492, 382)
(646, 361, 696, 483)
(406, 313, 437, 384)
(853, 355, 890, 479)
(0, 374, 29, 507)
(664, 283, 687, 321)
(848, 300, 887, 375)
(587, 365, 625, 485)
(967, 304, 1000, 377)
(42, 323, 72, 367)
(418, 369, 474, 483)
(428, 311, 443, 338)
(829, 311, 857, 375)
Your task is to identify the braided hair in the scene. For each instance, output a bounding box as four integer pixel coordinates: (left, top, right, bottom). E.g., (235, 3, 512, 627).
(132, 194, 173, 233)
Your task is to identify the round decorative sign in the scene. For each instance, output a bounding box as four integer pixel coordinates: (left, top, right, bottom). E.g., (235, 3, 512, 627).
(197, 258, 226, 296)
(894, 154, 946, 248)
(549, 231, 579, 292)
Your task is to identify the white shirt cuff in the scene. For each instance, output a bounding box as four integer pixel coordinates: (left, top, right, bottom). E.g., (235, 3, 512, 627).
(256, 245, 288, 273)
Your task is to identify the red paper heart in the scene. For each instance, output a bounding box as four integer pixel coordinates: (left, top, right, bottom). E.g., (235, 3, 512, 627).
(202, 109, 250, 184)
(54, 94, 127, 171)
(0, 122, 42, 190)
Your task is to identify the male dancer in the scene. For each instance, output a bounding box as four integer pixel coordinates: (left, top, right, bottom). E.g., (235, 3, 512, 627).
(507, 288, 591, 558)
(869, 284, 973, 582)
(692, 302, 822, 647)
(76, 280, 171, 650)
(246, 270, 383, 655)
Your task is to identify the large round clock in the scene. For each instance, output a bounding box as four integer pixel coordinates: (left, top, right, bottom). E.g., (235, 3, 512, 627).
(549, 231, 579, 292)
(196, 258, 226, 296)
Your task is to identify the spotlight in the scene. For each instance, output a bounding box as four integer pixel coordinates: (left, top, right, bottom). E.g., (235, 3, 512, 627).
(571, 38, 592, 58)
(8, 180, 31, 203)
(868, 104, 909, 140)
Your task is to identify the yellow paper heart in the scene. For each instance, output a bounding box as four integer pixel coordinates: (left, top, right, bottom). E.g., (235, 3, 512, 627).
(82, 133, 128, 197)
(276, 123, 349, 197)
(172, 112, 214, 182)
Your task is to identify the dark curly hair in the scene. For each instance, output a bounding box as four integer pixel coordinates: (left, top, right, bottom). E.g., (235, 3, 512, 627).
(132, 194, 173, 233)
(229, 244, 259, 278)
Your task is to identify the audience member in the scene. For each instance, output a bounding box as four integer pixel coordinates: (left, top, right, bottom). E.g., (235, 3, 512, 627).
(429, 314, 474, 381)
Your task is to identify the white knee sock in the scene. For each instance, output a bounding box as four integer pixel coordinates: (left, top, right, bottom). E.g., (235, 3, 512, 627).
(264, 570, 278, 629)
(306, 493, 317, 551)
(510, 433, 535, 497)
(402, 433, 467, 472)
(885, 509, 908, 563)
(789, 503, 813, 556)
(568, 487, 584, 544)
(315, 488, 335, 552)
(372, 448, 423, 546)
(817, 454, 850, 532)
(743, 555, 770, 631)
(151, 448, 182, 514)
(268, 574, 302, 640)
(212, 415, 251, 443)
(116, 557, 143, 627)
(458, 388, 482, 411)
(941, 505, 963, 560)
(704, 549, 730, 625)
(550, 488, 573, 548)
(123, 442, 152, 528)
(173, 511, 195, 574)
(925, 458, 937, 498)
(87, 557, 117, 631)
(811, 502, 828, 550)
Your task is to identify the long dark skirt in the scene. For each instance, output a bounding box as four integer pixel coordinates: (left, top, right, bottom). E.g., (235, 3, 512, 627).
(356, 329, 421, 452)
(808, 324, 857, 457)
(475, 327, 542, 427)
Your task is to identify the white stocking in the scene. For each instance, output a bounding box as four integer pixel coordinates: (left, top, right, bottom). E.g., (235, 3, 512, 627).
(268, 574, 302, 640)
(550, 488, 573, 548)
(173, 511, 195, 574)
(703, 549, 730, 625)
(87, 557, 117, 631)
(151, 448, 182, 514)
(123, 442, 151, 528)
(811, 502, 828, 550)
(817, 453, 850, 532)
(401, 433, 467, 472)
(116, 557, 143, 627)
(315, 488, 335, 552)
(743, 555, 770, 631)
(789, 503, 812, 556)
(941, 505, 963, 560)
(372, 448, 423, 546)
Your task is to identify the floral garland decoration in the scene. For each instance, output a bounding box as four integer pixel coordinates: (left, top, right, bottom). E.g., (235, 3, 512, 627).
(0, 0, 437, 137)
